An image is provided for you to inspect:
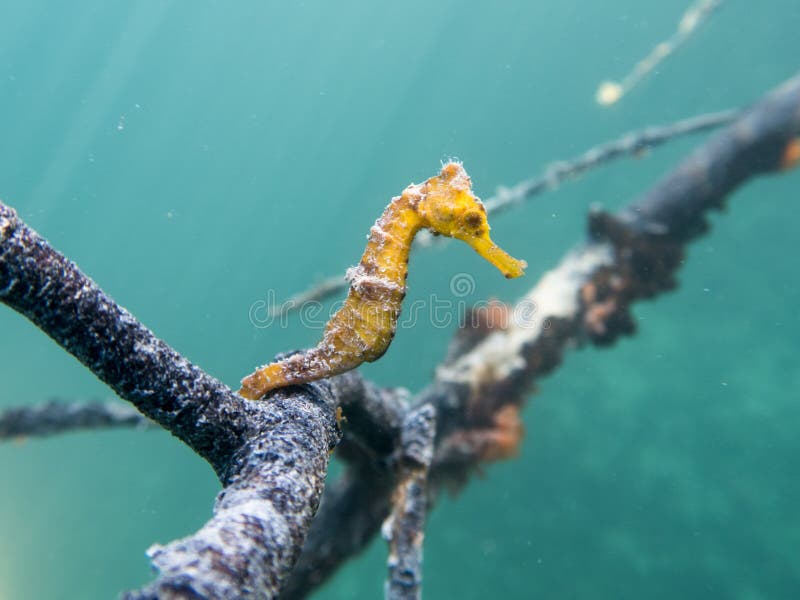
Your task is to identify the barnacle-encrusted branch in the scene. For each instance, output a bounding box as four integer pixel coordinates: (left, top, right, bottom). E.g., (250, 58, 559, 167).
(0, 202, 251, 474)
(124, 385, 341, 600)
(282, 72, 800, 598)
(0, 203, 360, 597)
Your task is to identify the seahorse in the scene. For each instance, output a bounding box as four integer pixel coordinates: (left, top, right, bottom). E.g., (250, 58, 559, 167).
(238, 162, 526, 400)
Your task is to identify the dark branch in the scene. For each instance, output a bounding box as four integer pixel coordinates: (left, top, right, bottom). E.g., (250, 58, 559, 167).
(0, 204, 376, 597)
(334, 373, 408, 463)
(0, 400, 151, 441)
(283, 73, 800, 598)
(280, 464, 396, 599)
(0, 202, 251, 474)
(124, 384, 341, 600)
(383, 404, 436, 600)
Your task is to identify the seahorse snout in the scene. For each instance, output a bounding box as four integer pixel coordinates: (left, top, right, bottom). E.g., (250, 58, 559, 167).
(462, 233, 527, 279)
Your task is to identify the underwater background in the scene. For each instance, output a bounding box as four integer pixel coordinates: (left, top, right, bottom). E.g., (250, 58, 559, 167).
(1, 1, 798, 598)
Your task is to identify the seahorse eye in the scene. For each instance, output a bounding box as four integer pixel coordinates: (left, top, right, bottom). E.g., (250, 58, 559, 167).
(464, 210, 483, 229)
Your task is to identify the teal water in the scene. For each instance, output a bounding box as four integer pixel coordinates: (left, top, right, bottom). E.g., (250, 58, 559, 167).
(1, 1, 799, 598)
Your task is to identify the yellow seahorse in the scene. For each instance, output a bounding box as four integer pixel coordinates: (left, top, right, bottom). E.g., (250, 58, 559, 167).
(239, 162, 526, 399)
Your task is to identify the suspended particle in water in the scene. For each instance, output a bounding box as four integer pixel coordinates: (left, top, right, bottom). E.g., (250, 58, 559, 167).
(596, 81, 623, 106)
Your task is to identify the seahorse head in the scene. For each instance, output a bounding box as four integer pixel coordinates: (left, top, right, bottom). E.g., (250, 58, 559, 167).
(417, 162, 527, 279)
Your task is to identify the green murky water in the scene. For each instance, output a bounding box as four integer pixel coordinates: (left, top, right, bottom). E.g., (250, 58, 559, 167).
(1, 1, 798, 598)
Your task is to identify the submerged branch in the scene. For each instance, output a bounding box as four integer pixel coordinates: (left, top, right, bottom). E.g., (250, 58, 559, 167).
(0, 204, 377, 597)
(283, 73, 800, 598)
(0, 400, 151, 441)
(383, 404, 436, 600)
(0, 202, 251, 474)
(481, 109, 738, 217)
(124, 385, 341, 600)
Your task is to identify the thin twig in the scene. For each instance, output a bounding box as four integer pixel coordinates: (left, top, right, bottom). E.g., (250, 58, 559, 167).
(0, 400, 151, 441)
(481, 109, 738, 217)
(269, 274, 348, 319)
(272, 109, 738, 314)
(596, 0, 724, 106)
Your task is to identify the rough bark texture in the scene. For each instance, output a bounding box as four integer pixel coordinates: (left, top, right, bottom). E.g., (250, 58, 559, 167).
(0, 202, 250, 476)
(124, 388, 340, 600)
(383, 404, 436, 600)
(0, 204, 362, 597)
